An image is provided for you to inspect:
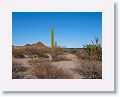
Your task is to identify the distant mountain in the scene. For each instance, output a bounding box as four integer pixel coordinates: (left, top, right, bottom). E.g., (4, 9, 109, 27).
(32, 42, 49, 49)
(25, 44, 32, 47)
(13, 42, 49, 49)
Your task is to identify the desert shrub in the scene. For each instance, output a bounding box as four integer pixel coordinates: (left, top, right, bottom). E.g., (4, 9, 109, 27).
(12, 48, 25, 58)
(69, 49, 77, 54)
(68, 48, 88, 60)
(12, 61, 21, 74)
(52, 55, 69, 61)
(12, 61, 29, 79)
(76, 60, 102, 79)
(55, 46, 67, 55)
(73, 37, 102, 79)
(25, 47, 49, 58)
(52, 46, 68, 61)
(29, 59, 73, 79)
(83, 37, 102, 61)
(23, 74, 38, 79)
(71, 49, 87, 60)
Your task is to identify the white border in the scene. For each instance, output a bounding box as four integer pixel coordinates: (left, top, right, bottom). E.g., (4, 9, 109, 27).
(0, 0, 114, 91)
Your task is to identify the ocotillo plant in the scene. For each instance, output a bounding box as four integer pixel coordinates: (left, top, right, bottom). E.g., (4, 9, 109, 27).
(51, 26, 55, 54)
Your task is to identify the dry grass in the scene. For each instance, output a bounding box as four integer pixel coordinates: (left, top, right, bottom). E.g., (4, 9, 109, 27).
(75, 60, 102, 79)
(73, 50, 87, 60)
(51, 46, 69, 61)
(12, 48, 25, 58)
(12, 59, 73, 79)
(68, 49, 87, 60)
(28, 59, 73, 79)
(52, 55, 70, 62)
(24, 47, 49, 58)
(12, 47, 49, 58)
(12, 61, 29, 79)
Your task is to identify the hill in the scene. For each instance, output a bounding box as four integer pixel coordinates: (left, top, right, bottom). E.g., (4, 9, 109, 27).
(13, 42, 49, 49)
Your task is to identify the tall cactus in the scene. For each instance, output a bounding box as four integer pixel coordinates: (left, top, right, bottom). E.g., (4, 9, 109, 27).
(51, 26, 54, 53)
(55, 41, 57, 48)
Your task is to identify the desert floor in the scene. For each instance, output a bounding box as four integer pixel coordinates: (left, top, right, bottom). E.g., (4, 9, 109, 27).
(13, 53, 85, 79)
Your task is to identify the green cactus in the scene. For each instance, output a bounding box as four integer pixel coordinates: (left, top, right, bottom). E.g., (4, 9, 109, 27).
(55, 41, 57, 48)
(51, 26, 54, 53)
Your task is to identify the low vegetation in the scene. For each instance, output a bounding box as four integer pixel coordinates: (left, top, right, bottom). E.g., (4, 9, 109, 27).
(29, 59, 73, 79)
(75, 37, 102, 79)
(70, 49, 86, 60)
(83, 37, 102, 61)
(12, 37, 102, 79)
(51, 45, 69, 61)
(12, 47, 49, 58)
(12, 59, 73, 79)
(12, 61, 29, 79)
(24, 47, 49, 58)
(76, 60, 102, 79)
(12, 48, 25, 58)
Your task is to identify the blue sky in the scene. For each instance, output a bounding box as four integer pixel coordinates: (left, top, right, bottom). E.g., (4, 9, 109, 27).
(12, 12, 102, 48)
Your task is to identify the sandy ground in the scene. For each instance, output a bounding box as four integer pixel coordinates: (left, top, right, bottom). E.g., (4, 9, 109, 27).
(13, 53, 84, 79)
(51, 54, 84, 79)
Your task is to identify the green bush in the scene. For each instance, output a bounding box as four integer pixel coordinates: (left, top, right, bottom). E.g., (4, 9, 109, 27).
(83, 37, 102, 61)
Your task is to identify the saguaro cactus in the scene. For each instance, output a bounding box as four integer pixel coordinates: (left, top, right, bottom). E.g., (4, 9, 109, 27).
(55, 41, 57, 48)
(51, 26, 54, 53)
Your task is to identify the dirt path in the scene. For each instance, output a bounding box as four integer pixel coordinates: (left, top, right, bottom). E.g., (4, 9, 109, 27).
(51, 54, 84, 79)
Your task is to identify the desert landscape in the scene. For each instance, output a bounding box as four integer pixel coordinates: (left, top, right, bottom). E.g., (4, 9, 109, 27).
(12, 12, 102, 79)
(12, 27, 102, 79)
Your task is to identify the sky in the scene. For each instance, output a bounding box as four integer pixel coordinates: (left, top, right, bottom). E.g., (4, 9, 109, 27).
(12, 12, 102, 48)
